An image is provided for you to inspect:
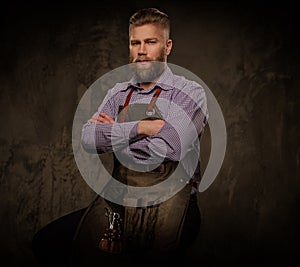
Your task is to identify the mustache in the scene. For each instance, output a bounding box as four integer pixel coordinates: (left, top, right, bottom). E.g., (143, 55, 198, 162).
(134, 58, 152, 63)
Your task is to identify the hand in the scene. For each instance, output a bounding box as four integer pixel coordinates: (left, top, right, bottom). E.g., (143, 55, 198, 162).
(89, 112, 115, 124)
(137, 119, 165, 136)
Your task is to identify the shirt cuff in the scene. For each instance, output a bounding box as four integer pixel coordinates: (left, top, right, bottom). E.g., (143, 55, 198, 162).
(128, 122, 140, 142)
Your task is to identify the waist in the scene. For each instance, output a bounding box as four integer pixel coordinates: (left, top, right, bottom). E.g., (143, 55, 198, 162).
(118, 161, 178, 174)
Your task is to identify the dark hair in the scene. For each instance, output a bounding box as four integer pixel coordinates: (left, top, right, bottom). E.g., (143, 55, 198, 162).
(129, 8, 170, 38)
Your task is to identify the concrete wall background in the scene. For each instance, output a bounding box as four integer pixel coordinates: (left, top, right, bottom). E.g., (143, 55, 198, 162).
(0, 1, 299, 266)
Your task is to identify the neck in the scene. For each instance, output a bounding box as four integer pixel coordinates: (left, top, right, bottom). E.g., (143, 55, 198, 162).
(140, 81, 156, 90)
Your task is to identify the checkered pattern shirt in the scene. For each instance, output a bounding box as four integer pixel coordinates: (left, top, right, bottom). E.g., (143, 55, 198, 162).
(82, 66, 208, 185)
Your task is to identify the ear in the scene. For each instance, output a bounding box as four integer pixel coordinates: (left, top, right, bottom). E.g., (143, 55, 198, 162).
(166, 39, 173, 56)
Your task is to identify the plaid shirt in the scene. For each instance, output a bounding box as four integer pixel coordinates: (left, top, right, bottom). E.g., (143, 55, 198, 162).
(82, 66, 208, 184)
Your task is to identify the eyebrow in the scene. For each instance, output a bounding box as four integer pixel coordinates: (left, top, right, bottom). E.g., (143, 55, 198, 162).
(130, 37, 159, 43)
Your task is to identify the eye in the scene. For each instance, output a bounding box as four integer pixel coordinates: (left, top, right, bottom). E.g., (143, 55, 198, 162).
(131, 41, 139, 46)
(147, 40, 156, 44)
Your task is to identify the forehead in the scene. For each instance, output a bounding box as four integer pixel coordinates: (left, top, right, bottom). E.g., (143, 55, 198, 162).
(130, 24, 165, 40)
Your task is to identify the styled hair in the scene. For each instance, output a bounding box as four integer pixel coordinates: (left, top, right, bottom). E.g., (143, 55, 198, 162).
(129, 8, 170, 39)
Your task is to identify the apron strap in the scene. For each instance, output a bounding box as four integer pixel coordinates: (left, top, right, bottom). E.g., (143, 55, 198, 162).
(147, 87, 162, 115)
(119, 87, 134, 123)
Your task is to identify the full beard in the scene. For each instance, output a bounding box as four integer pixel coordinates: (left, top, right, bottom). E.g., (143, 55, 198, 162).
(129, 50, 166, 83)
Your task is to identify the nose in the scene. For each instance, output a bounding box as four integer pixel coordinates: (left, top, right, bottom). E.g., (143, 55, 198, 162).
(138, 42, 147, 55)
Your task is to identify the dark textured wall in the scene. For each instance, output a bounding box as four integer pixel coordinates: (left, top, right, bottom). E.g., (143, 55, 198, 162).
(0, 1, 299, 266)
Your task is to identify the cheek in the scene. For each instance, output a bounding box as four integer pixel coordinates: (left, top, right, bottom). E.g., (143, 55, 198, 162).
(129, 48, 138, 59)
(150, 46, 164, 56)
(129, 47, 136, 53)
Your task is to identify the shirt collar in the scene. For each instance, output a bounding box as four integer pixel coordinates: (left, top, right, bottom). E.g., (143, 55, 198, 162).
(123, 65, 174, 92)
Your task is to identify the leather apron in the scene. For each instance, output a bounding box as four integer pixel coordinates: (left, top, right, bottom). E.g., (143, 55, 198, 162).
(72, 87, 192, 265)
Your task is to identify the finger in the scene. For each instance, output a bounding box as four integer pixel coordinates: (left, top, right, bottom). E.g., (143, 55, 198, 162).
(89, 118, 102, 124)
(89, 116, 108, 124)
(90, 117, 114, 124)
(90, 116, 102, 122)
(106, 116, 115, 123)
(99, 113, 115, 123)
(89, 119, 100, 124)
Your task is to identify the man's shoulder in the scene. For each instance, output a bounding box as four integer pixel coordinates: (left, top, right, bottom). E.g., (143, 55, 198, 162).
(172, 73, 205, 93)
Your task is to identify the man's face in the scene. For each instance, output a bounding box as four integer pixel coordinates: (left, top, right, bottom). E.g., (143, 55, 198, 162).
(129, 23, 172, 82)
